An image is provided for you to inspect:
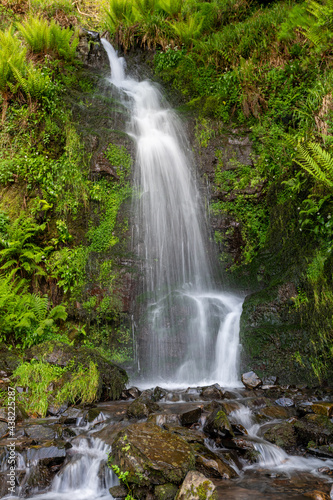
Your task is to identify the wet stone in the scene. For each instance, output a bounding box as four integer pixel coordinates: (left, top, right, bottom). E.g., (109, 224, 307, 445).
(263, 422, 297, 450)
(112, 422, 195, 485)
(241, 371, 263, 390)
(203, 405, 234, 438)
(275, 397, 294, 407)
(0, 421, 7, 438)
(294, 414, 333, 446)
(164, 425, 205, 444)
(175, 470, 217, 499)
(180, 407, 202, 426)
(24, 425, 56, 441)
(152, 386, 168, 401)
(193, 443, 238, 479)
(155, 483, 179, 499)
(26, 445, 67, 466)
(311, 402, 333, 417)
(200, 385, 224, 401)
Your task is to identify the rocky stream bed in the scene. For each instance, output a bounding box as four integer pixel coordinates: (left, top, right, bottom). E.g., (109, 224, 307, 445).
(1, 373, 333, 500)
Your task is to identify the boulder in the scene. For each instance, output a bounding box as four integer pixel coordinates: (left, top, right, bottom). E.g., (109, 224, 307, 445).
(311, 402, 333, 418)
(203, 405, 234, 438)
(200, 385, 224, 401)
(193, 443, 237, 479)
(263, 422, 297, 450)
(294, 414, 333, 446)
(175, 471, 217, 500)
(164, 425, 205, 445)
(24, 425, 56, 441)
(127, 393, 160, 419)
(155, 483, 179, 499)
(241, 371, 262, 390)
(180, 407, 202, 426)
(112, 422, 195, 486)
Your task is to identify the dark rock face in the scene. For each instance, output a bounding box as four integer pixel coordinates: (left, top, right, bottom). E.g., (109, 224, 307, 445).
(77, 29, 108, 68)
(112, 422, 195, 486)
(127, 393, 160, 419)
(239, 282, 310, 385)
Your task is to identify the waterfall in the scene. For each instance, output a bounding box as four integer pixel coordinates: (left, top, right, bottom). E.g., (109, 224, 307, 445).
(102, 39, 244, 386)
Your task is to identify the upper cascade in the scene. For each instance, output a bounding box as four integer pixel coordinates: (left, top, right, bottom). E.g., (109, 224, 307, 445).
(102, 39, 243, 386)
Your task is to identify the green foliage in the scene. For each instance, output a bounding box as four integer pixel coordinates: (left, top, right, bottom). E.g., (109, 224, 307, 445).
(17, 15, 79, 61)
(290, 138, 333, 188)
(13, 359, 99, 417)
(168, 12, 204, 47)
(46, 246, 87, 294)
(0, 216, 49, 278)
(0, 27, 26, 113)
(0, 274, 67, 347)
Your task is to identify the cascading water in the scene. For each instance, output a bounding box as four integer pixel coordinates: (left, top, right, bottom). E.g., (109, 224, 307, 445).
(101, 39, 244, 386)
(5, 438, 117, 500)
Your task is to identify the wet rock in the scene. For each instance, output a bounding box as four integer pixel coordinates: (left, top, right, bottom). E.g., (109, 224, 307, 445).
(77, 29, 107, 68)
(127, 395, 160, 419)
(94, 421, 130, 446)
(296, 401, 315, 417)
(228, 436, 260, 462)
(26, 445, 67, 466)
(86, 407, 106, 423)
(180, 407, 202, 426)
(60, 408, 86, 425)
(257, 406, 290, 419)
(109, 484, 128, 498)
(200, 385, 224, 401)
(112, 422, 195, 485)
(218, 401, 242, 415)
(152, 386, 168, 402)
(0, 421, 7, 438)
(175, 471, 217, 499)
(193, 443, 237, 479)
(155, 483, 179, 499)
(263, 422, 297, 450)
(24, 425, 56, 441)
(294, 414, 333, 446)
(275, 397, 294, 407)
(311, 402, 333, 417)
(307, 445, 333, 459)
(62, 427, 77, 439)
(148, 413, 180, 426)
(262, 376, 278, 385)
(0, 347, 22, 374)
(128, 386, 141, 399)
(317, 467, 333, 475)
(47, 402, 68, 416)
(164, 425, 205, 444)
(21, 464, 54, 495)
(241, 371, 263, 390)
(203, 405, 234, 438)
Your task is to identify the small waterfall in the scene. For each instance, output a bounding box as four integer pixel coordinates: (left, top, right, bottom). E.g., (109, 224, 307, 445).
(230, 406, 333, 472)
(12, 438, 116, 500)
(102, 39, 244, 386)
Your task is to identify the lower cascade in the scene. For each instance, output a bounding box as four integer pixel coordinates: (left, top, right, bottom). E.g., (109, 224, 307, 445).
(101, 38, 244, 386)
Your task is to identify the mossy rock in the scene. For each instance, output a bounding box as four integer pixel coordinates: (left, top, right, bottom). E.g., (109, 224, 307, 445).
(175, 471, 217, 499)
(0, 345, 22, 375)
(26, 340, 128, 401)
(155, 483, 179, 500)
(111, 422, 195, 486)
(294, 414, 333, 446)
(263, 422, 297, 450)
(203, 405, 234, 438)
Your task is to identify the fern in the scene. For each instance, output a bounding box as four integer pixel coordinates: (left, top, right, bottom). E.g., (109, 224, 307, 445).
(169, 12, 204, 46)
(158, 0, 183, 17)
(287, 135, 333, 188)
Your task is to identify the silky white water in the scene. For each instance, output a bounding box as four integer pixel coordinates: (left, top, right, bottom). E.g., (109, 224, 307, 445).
(7, 438, 116, 500)
(101, 39, 243, 386)
(230, 406, 333, 472)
